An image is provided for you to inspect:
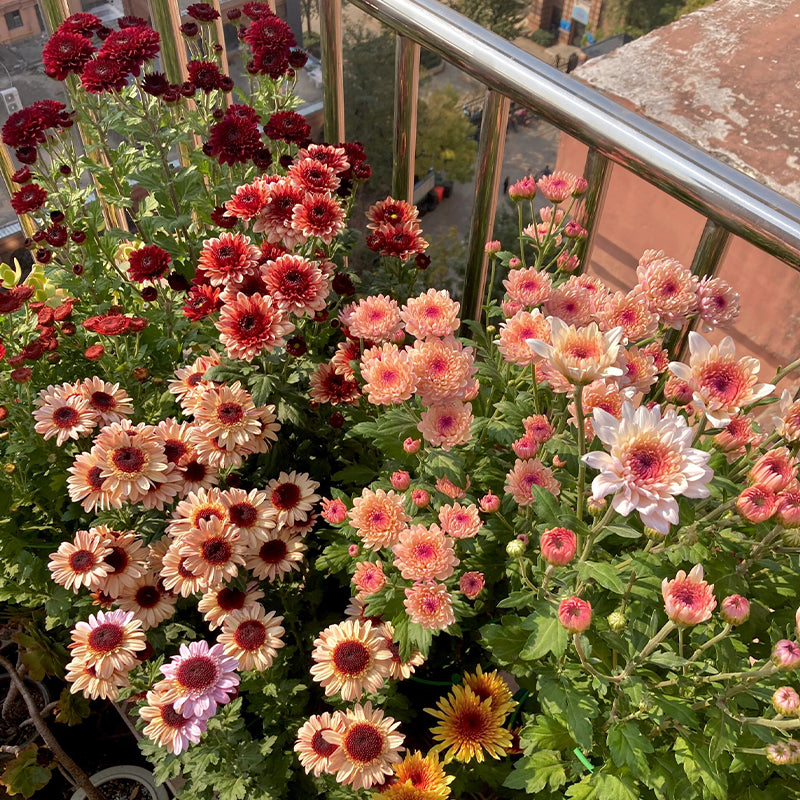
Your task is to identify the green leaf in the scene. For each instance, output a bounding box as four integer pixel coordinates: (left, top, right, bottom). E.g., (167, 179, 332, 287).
(576, 561, 626, 594)
(674, 736, 727, 800)
(530, 484, 561, 525)
(538, 676, 599, 750)
(0, 746, 53, 798)
(391, 612, 434, 660)
(606, 721, 653, 779)
(593, 773, 639, 800)
(566, 776, 597, 800)
(654, 695, 699, 728)
(520, 611, 569, 660)
(54, 688, 91, 726)
(479, 615, 530, 666)
(524, 714, 574, 751)
(503, 750, 567, 793)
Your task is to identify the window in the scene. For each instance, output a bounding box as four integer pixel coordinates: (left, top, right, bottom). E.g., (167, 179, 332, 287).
(5, 10, 23, 30)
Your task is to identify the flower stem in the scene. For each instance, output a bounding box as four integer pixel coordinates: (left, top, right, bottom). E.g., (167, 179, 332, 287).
(772, 356, 800, 384)
(737, 525, 784, 575)
(617, 620, 676, 682)
(687, 624, 732, 663)
(574, 384, 587, 522)
(573, 634, 614, 682)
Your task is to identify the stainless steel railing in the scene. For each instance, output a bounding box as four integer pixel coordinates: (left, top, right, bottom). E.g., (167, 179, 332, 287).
(318, 0, 800, 344)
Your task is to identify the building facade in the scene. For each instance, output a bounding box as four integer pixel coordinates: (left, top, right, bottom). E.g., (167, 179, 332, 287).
(0, 0, 43, 43)
(528, 0, 603, 44)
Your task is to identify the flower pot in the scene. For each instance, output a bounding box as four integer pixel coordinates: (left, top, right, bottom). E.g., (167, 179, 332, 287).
(70, 765, 168, 800)
(0, 673, 49, 753)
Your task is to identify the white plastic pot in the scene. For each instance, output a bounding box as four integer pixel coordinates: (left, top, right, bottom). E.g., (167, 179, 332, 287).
(70, 765, 169, 800)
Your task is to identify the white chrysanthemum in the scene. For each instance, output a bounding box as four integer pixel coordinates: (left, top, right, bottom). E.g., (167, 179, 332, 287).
(583, 402, 713, 534)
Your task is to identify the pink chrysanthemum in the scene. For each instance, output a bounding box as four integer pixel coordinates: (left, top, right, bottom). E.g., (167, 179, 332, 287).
(496, 310, 550, 367)
(460, 571, 485, 599)
(749, 448, 798, 492)
(636, 254, 698, 328)
(343, 294, 402, 342)
(543, 283, 593, 328)
(216, 292, 295, 362)
(438, 503, 482, 539)
(254, 178, 305, 247)
(349, 488, 410, 551)
(321, 497, 348, 524)
(33, 392, 95, 446)
(736, 485, 777, 523)
(410, 337, 476, 404)
(584, 402, 713, 534)
(598, 289, 658, 343)
(352, 560, 387, 595)
(178, 518, 245, 591)
(669, 332, 774, 427)
(697, 276, 740, 328)
(262, 254, 329, 317)
(198, 233, 260, 287)
(569, 380, 625, 440)
(224, 177, 271, 223)
(400, 289, 461, 339)
(404, 582, 455, 630)
(558, 596, 592, 633)
(288, 157, 340, 193)
(140, 687, 208, 755)
(418, 402, 474, 450)
(503, 267, 552, 308)
(295, 711, 347, 776)
(392, 524, 459, 582)
(662, 564, 716, 626)
(361, 343, 416, 405)
(541, 527, 577, 566)
(504, 458, 560, 507)
(366, 197, 419, 230)
(309, 361, 361, 405)
(78, 377, 134, 426)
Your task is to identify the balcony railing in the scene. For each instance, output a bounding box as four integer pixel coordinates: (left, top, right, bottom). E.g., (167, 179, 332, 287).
(318, 0, 800, 352)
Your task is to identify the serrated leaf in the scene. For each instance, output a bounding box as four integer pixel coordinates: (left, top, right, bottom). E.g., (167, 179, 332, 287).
(674, 736, 727, 800)
(538, 676, 599, 750)
(479, 616, 530, 666)
(576, 561, 626, 594)
(54, 688, 91, 726)
(0, 746, 52, 798)
(519, 611, 569, 660)
(523, 715, 574, 751)
(530, 484, 561, 525)
(503, 750, 567, 793)
(654, 695, 699, 728)
(593, 773, 639, 800)
(566, 776, 597, 800)
(607, 721, 653, 778)
(392, 612, 433, 660)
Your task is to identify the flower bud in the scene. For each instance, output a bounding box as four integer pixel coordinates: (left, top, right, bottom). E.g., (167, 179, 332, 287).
(773, 639, 800, 670)
(321, 497, 347, 525)
(479, 493, 500, 513)
(390, 471, 411, 491)
(460, 571, 485, 599)
(403, 437, 421, 454)
(411, 489, 429, 508)
(720, 594, 750, 626)
(766, 742, 793, 765)
(607, 610, 626, 632)
(540, 527, 577, 566)
(3, 463, 16, 474)
(516, 533, 529, 546)
(506, 539, 526, 558)
(587, 497, 607, 517)
(484, 240, 501, 255)
(348, 544, 360, 557)
(508, 257, 522, 268)
(558, 596, 592, 634)
(512, 435, 538, 459)
(772, 686, 800, 716)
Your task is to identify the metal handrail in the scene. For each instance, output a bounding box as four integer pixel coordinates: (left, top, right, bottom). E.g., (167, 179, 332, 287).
(318, 0, 800, 334)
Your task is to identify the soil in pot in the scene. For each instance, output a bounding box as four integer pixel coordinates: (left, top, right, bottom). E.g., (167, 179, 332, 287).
(95, 777, 154, 800)
(0, 674, 47, 748)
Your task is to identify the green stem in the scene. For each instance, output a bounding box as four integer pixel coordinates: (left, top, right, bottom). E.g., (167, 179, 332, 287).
(687, 624, 732, 663)
(617, 620, 677, 682)
(574, 384, 587, 522)
(573, 634, 615, 683)
(772, 356, 800, 384)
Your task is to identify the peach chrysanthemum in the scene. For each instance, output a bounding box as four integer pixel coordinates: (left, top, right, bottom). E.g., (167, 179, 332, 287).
(193, 382, 262, 451)
(504, 458, 560, 506)
(244, 530, 305, 582)
(528, 317, 624, 385)
(140, 464, 184, 511)
(295, 711, 347, 777)
(49, 529, 112, 593)
(598, 289, 658, 343)
(437, 502, 482, 540)
(115, 572, 177, 630)
(662, 564, 717, 625)
(636, 254, 698, 328)
(361, 343, 416, 406)
(178, 518, 245, 591)
(94, 528, 148, 599)
(309, 361, 361, 405)
(262, 254, 330, 317)
(67, 450, 123, 512)
(697, 276, 740, 328)
(376, 621, 425, 681)
(159, 544, 207, 598)
(569, 380, 625, 440)
(64, 657, 129, 701)
(266, 470, 320, 526)
(224, 176, 271, 223)
(33, 392, 95, 446)
(352, 560, 387, 596)
(290, 193, 346, 244)
(216, 292, 295, 362)
(349, 488, 410, 550)
(669, 332, 774, 427)
(323, 701, 405, 790)
(343, 294, 402, 342)
(583, 402, 713, 534)
(78, 377, 134, 426)
(403, 582, 455, 630)
(221, 487, 276, 546)
(426, 684, 512, 763)
(310, 619, 392, 701)
(140, 687, 208, 755)
(400, 289, 460, 339)
(614, 345, 658, 394)
(418, 402, 474, 450)
(198, 232, 260, 287)
(392, 524, 459, 582)
(496, 310, 550, 367)
(543, 283, 593, 328)
(503, 267, 552, 308)
(168, 350, 221, 412)
(749, 448, 798, 492)
(237, 403, 281, 457)
(775, 389, 800, 443)
(198, 581, 264, 630)
(167, 487, 227, 539)
(217, 605, 285, 671)
(410, 337, 476, 405)
(713, 415, 760, 461)
(69, 609, 146, 680)
(382, 751, 454, 800)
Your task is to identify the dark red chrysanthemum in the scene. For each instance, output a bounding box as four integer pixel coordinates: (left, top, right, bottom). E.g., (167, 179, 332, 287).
(366, 222, 427, 261)
(57, 12, 103, 37)
(187, 61, 224, 93)
(140, 72, 171, 96)
(264, 111, 310, 144)
(45, 225, 69, 248)
(100, 26, 160, 72)
(117, 16, 149, 29)
(11, 184, 47, 215)
(42, 32, 96, 80)
(11, 167, 31, 184)
(205, 104, 263, 166)
(242, 2, 275, 20)
(127, 245, 171, 283)
(2, 101, 67, 148)
(183, 285, 222, 321)
(210, 206, 239, 229)
(187, 3, 220, 21)
(0, 285, 34, 314)
(288, 49, 308, 69)
(81, 57, 130, 93)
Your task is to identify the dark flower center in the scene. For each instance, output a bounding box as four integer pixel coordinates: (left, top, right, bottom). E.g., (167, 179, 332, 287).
(217, 402, 244, 425)
(332, 640, 370, 675)
(217, 587, 245, 610)
(311, 729, 337, 757)
(68, 549, 95, 572)
(258, 539, 287, 563)
(201, 537, 232, 564)
(104, 546, 129, 574)
(344, 723, 383, 763)
(233, 619, 267, 650)
(229, 503, 257, 527)
(135, 585, 161, 608)
(271, 482, 300, 509)
(111, 446, 146, 473)
(176, 655, 218, 690)
(53, 406, 79, 427)
(88, 623, 124, 652)
(90, 390, 115, 411)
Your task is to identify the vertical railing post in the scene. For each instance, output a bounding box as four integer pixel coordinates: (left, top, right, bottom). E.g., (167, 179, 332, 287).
(148, 0, 189, 86)
(575, 147, 612, 273)
(319, 0, 345, 144)
(462, 89, 510, 322)
(0, 144, 36, 238)
(37, 0, 70, 33)
(392, 36, 420, 203)
(665, 219, 731, 359)
(211, 0, 231, 109)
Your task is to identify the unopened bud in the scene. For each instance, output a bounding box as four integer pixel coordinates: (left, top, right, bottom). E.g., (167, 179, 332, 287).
(772, 686, 800, 716)
(506, 539, 526, 558)
(607, 610, 626, 632)
(720, 594, 750, 626)
(587, 497, 606, 517)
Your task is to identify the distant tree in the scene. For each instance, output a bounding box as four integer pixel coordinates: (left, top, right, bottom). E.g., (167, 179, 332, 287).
(447, 0, 527, 41)
(300, 0, 317, 37)
(599, 0, 716, 38)
(673, 0, 715, 19)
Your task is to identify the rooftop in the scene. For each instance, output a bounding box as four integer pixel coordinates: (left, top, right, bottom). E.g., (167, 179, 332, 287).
(574, 0, 800, 203)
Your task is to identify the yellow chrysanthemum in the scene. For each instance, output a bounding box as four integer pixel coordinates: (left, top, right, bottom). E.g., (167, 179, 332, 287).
(461, 666, 517, 717)
(377, 751, 454, 800)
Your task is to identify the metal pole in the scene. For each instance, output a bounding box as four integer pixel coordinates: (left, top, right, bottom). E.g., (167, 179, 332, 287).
(393, 36, 420, 203)
(37, 0, 70, 33)
(319, 0, 345, 143)
(211, 0, 230, 109)
(575, 147, 611, 273)
(462, 89, 510, 322)
(147, 1, 189, 86)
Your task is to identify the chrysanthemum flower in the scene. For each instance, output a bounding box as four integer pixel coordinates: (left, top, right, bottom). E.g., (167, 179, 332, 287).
(427, 685, 512, 763)
(366, 222, 428, 261)
(69, 609, 146, 679)
(503, 267, 552, 308)
(168, 350, 221, 411)
(662, 564, 717, 626)
(504, 457, 560, 507)
(344, 294, 402, 342)
(460, 571, 485, 599)
(543, 283, 593, 328)
(266, 470, 320, 526)
(400, 289, 460, 339)
(295, 711, 347, 776)
(49, 530, 112, 593)
(777, 484, 800, 527)
(158, 640, 239, 718)
(773, 639, 800, 670)
(668, 332, 774, 427)
(352, 560, 387, 595)
(168, 487, 228, 538)
(537, 170, 578, 202)
(262, 254, 329, 317)
(558, 596, 593, 633)
(77, 377, 134, 426)
(462, 665, 516, 717)
(140, 687, 208, 755)
(194, 382, 262, 452)
(160, 544, 208, 598)
(198, 581, 264, 630)
(361, 343, 416, 405)
(697, 276, 740, 328)
(636, 254, 698, 328)
(237, 403, 281, 458)
(736, 485, 777, 523)
(253, 178, 305, 247)
(349, 488, 410, 550)
(64, 657, 129, 701)
(220, 487, 275, 546)
(198, 233, 260, 287)
(154, 418, 197, 465)
(95, 528, 148, 599)
(382, 751, 454, 800)
(309, 361, 361, 405)
(298, 142, 350, 174)
(224, 177, 271, 223)
(33, 393, 95, 446)
(116, 572, 177, 630)
(290, 193, 346, 244)
(598, 288, 658, 343)
(217, 605, 284, 671)
(404, 582, 455, 631)
(375, 621, 425, 681)
(772, 686, 800, 716)
(496, 310, 550, 367)
(410, 337, 476, 404)
(67, 450, 123, 512)
(392, 524, 459, 582)
(366, 197, 419, 230)
(437, 503, 482, 539)
(775, 389, 800, 443)
(321, 497, 348, 524)
(569, 379, 625, 440)
(540, 527, 577, 566)
(287, 157, 340, 193)
(310, 619, 392, 701)
(418, 402, 474, 451)
(322, 701, 405, 790)
(178, 518, 245, 591)
(244, 530, 305, 582)
(583, 403, 712, 534)
(749, 448, 798, 492)
(615, 345, 658, 394)
(216, 292, 294, 362)
(719, 594, 750, 626)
